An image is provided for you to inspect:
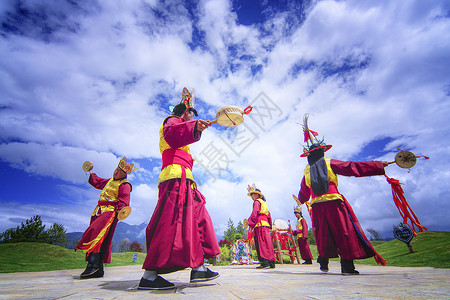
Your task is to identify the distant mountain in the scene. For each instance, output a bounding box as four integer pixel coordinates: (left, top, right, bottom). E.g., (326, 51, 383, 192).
(66, 221, 148, 253)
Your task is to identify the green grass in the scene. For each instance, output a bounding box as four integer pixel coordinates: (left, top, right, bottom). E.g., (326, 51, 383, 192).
(0, 231, 448, 273)
(0, 242, 147, 273)
(282, 231, 450, 268)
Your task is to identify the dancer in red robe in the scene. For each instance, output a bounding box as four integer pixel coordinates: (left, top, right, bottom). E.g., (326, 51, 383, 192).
(139, 87, 220, 290)
(296, 115, 387, 275)
(247, 184, 276, 269)
(293, 206, 313, 264)
(76, 157, 136, 279)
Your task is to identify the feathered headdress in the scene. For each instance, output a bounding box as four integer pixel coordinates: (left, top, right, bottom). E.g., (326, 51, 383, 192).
(301, 114, 332, 157)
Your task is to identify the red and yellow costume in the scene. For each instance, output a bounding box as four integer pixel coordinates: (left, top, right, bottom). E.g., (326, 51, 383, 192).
(248, 196, 275, 263)
(75, 173, 131, 263)
(295, 215, 313, 261)
(298, 158, 386, 264)
(142, 115, 220, 274)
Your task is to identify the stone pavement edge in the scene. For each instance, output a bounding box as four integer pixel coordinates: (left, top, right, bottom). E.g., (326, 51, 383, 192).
(0, 262, 449, 299)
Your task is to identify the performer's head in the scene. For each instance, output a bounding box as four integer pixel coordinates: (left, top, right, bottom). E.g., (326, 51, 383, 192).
(294, 206, 302, 218)
(247, 184, 266, 201)
(172, 87, 198, 120)
(114, 156, 138, 180)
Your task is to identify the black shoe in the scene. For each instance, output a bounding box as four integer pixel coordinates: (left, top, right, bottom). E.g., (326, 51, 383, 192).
(190, 268, 220, 283)
(138, 276, 175, 290)
(341, 269, 360, 275)
(341, 259, 360, 275)
(269, 261, 276, 268)
(80, 253, 104, 279)
(256, 263, 270, 269)
(80, 267, 104, 279)
(317, 256, 329, 272)
(302, 259, 312, 264)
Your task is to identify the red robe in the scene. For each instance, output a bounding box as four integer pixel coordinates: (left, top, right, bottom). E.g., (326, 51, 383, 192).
(248, 200, 275, 262)
(75, 173, 131, 263)
(142, 117, 220, 274)
(298, 159, 386, 264)
(296, 218, 313, 260)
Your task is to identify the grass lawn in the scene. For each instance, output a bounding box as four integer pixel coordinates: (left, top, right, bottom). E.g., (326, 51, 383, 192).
(0, 231, 448, 273)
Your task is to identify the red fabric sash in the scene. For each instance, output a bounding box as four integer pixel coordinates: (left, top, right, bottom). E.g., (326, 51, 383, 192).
(161, 149, 193, 207)
(385, 175, 428, 236)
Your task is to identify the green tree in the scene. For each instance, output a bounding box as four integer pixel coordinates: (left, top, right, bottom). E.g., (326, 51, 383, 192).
(45, 223, 68, 247)
(223, 218, 243, 244)
(307, 228, 316, 245)
(0, 215, 47, 243)
(236, 221, 244, 237)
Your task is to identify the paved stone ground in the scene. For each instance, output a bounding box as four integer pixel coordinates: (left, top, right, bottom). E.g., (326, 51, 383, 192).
(1, 262, 449, 299)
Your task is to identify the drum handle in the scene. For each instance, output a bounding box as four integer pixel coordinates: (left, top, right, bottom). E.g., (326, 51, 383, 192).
(210, 120, 218, 125)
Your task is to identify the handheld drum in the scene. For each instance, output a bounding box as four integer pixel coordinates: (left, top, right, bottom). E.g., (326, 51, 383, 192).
(387, 150, 429, 169)
(210, 105, 253, 127)
(117, 206, 131, 221)
(82, 161, 93, 172)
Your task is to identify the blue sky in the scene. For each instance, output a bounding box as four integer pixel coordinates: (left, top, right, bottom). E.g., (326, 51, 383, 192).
(1, 0, 449, 241)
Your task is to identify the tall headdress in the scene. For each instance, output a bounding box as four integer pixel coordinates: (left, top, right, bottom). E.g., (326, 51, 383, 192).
(181, 87, 197, 116)
(247, 183, 263, 198)
(118, 156, 138, 174)
(300, 114, 332, 157)
(293, 205, 302, 214)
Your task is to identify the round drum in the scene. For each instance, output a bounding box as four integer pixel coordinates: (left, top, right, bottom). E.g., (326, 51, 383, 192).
(117, 206, 131, 221)
(273, 219, 289, 231)
(82, 161, 93, 172)
(395, 150, 417, 169)
(215, 106, 244, 127)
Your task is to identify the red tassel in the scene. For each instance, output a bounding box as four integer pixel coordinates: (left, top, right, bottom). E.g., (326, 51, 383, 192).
(243, 105, 253, 115)
(385, 175, 428, 236)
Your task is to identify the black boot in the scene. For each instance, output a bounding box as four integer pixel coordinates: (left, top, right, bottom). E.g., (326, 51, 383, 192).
(302, 259, 312, 264)
(341, 259, 359, 275)
(256, 259, 270, 269)
(268, 260, 276, 268)
(317, 256, 329, 272)
(80, 253, 104, 279)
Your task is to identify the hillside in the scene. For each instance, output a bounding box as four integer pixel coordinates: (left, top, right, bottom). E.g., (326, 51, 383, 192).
(0, 231, 448, 273)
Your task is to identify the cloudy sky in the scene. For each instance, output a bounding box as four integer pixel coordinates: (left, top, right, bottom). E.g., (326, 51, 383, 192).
(1, 0, 449, 241)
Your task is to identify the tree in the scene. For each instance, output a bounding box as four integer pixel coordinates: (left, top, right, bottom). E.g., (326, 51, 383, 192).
(367, 228, 383, 241)
(118, 238, 131, 252)
(223, 218, 241, 244)
(307, 228, 316, 245)
(129, 240, 144, 252)
(46, 223, 68, 247)
(0, 215, 47, 243)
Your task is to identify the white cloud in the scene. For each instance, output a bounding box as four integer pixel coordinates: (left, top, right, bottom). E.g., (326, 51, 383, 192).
(0, 0, 449, 240)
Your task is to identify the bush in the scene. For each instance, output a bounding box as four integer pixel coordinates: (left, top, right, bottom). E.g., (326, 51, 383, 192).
(217, 245, 231, 262)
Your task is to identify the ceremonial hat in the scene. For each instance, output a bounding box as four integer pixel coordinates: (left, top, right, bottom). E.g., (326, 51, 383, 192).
(294, 206, 302, 214)
(300, 114, 332, 157)
(247, 183, 263, 198)
(181, 87, 198, 116)
(118, 156, 138, 174)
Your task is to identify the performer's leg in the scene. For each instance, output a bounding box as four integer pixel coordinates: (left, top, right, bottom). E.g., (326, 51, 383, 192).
(312, 203, 339, 259)
(341, 259, 359, 275)
(80, 252, 104, 279)
(317, 256, 329, 272)
(325, 201, 367, 260)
